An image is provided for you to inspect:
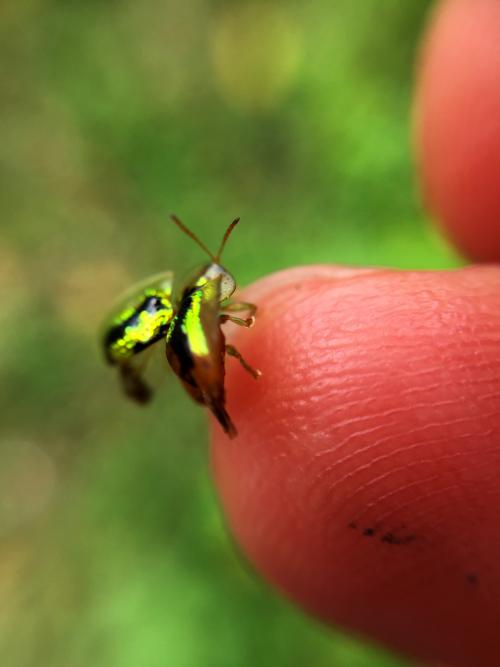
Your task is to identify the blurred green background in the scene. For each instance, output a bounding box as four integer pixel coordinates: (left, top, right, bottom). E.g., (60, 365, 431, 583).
(0, 1, 460, 666)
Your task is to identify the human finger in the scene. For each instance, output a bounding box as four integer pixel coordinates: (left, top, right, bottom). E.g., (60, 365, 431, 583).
(212, 265, 500, 667)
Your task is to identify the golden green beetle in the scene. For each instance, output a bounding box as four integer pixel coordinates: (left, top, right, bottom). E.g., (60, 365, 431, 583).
(101, 216, 259, 437)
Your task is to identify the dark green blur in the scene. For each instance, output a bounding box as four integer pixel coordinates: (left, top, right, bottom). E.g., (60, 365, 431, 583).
(0, 1, 454, 666)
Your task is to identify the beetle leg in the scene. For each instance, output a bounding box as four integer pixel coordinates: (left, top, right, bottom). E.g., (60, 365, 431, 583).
(220, 301, 257, 327)
(117, 347, 156, 404)
(220, 313, 255, 328)
(221, 301, 257, 317)
(226, 344, 261, 379)
(119, 362, 152, 404)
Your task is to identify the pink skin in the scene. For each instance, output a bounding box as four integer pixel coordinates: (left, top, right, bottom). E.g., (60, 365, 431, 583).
(210, 2, 500, 666)
(414, 0, 500, 261)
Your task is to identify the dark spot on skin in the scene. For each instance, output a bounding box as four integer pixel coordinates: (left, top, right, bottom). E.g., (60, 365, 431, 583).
(466, 573, 479, 586)
(351, 522, 416, 545)
(381, 532, 416, 545)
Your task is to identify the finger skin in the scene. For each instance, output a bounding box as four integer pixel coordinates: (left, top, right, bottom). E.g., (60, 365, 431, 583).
(414, 0, 500, 262)
(211, 266, 500, 667)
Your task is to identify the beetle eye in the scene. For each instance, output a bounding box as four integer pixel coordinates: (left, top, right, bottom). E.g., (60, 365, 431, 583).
(201, 263, 236, 300)
(220, 273, 236, 299)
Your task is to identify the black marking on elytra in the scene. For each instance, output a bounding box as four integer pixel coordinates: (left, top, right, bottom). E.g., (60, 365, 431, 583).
(363, 527, 375, 537)
(465, 573, 479, 586)
(166, 290, 199, 379)
(348, 522, 358, 530)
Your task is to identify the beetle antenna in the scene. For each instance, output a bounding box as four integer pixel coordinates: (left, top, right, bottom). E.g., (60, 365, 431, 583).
(215, 218, 240, 262)
(170, 214, 215, 261)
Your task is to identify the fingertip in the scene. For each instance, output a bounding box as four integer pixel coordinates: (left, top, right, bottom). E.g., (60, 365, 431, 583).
(212, 265, 500, 667)
(240, 265, 382, 301)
